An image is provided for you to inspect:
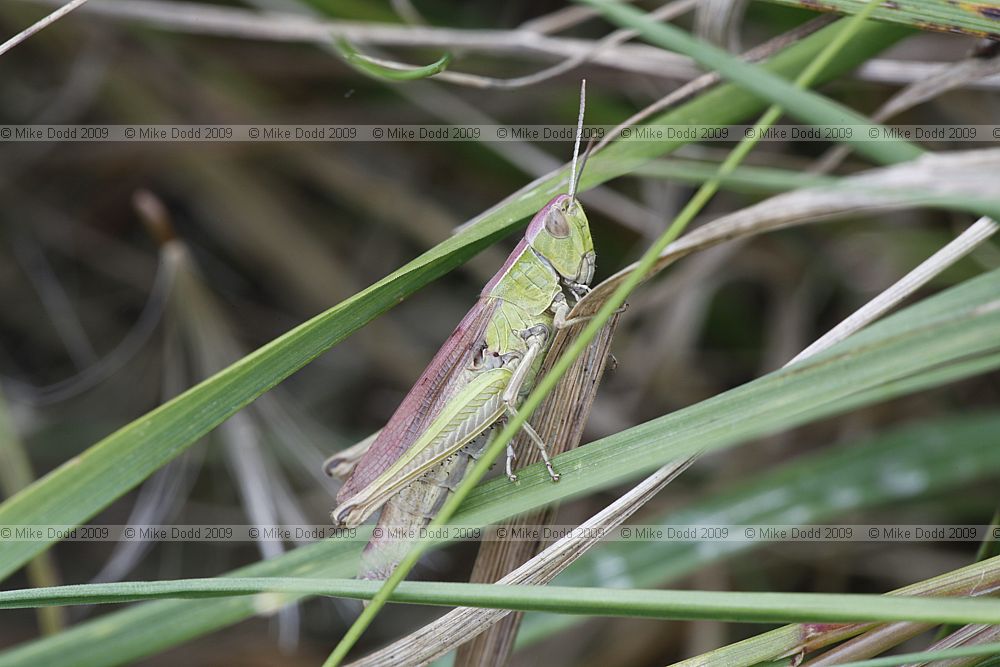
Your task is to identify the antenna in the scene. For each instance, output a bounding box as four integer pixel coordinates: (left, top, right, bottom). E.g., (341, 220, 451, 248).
(568, 78, 586, 201)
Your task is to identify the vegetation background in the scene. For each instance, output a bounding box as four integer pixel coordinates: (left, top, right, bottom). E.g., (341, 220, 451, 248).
(0, 0, 998, 665)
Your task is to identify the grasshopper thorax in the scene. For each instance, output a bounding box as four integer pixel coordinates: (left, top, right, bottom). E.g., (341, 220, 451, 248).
(526, 194, 595, 287)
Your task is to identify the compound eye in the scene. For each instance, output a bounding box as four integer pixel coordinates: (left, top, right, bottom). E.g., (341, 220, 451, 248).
(545, 208, 570, 238)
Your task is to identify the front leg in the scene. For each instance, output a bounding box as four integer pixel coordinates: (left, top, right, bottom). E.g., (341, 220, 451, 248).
(500, 326, 561, 483)
(505, 404, 560, 482)
(552, 292, 628, 330)
(568, 282, 591, 301)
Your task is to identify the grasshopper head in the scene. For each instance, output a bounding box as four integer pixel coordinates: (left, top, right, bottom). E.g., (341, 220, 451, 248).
(527, 194, 595, 287)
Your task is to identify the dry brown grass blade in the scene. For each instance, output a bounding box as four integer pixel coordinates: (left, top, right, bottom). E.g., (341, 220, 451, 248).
(422, 0, 697, 89)
(857, 58, 1000, 90)
(24, 0, 699, 80)
(799, 593, 1000, 665)
(788, 214, 998, 364)
(799, 621, 1000, 667)
(907, 624, 1000, 667)
(21, 0, 999, 90)
(670, 561, 1000, 667)
(454, 304, 622, 666)
(593, 151, 1000, 370)
(0, 0, 90, 56)
(583, 149, 1000, 308)
(694, 0, 749, 50)
(800, 621, 934, 666)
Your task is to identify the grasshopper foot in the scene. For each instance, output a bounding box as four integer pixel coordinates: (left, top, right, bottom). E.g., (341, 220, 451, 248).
(505, 443, 518, 482)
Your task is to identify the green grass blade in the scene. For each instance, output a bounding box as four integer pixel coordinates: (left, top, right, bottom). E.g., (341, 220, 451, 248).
(678, 555, 1000, 667)
(333, 38, 452, 81)
(0, 538, 360, 667)
(3, 577, 1000, 627)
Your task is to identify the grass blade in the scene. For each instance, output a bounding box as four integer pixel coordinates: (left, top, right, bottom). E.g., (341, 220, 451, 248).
(837, 641, 1000, 667)
(332, 38, 452, 81)
(760, 0, 1000, 40)
(3, 578, 1000, 627)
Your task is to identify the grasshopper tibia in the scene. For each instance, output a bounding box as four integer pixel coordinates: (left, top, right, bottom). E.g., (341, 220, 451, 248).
(505, 443, 517, 482)
(507, 404, 560, 482)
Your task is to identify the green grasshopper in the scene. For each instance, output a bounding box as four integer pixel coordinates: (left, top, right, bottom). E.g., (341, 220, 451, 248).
(327, 82, 595, 579)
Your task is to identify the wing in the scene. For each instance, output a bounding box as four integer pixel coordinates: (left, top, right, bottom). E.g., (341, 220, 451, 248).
(337, 297, 499, 503)
(334, 367, 509, 526)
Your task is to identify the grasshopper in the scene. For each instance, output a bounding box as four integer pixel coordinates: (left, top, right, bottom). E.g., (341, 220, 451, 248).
(327, 82, 595, 579)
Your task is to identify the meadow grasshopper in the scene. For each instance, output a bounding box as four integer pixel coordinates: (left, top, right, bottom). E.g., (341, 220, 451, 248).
(327, 82, 595, 579)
